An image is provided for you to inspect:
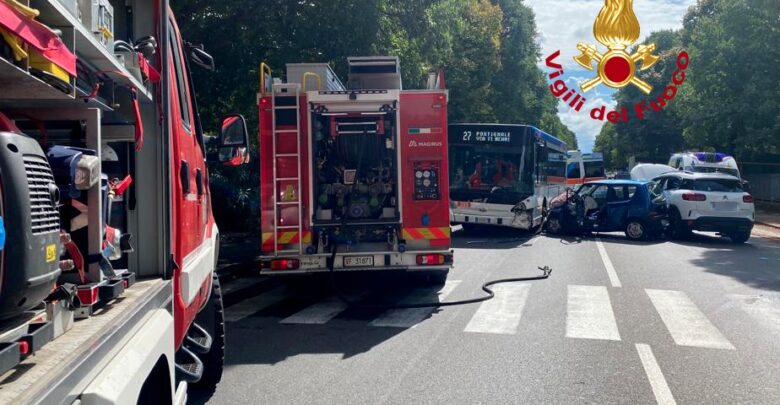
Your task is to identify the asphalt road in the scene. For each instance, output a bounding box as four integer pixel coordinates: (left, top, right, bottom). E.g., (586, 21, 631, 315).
(194, 228, 780, 404)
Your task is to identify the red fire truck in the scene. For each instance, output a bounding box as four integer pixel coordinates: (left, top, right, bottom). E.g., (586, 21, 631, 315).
(0, 0, 248, 402)
(257, 57, 452, 282)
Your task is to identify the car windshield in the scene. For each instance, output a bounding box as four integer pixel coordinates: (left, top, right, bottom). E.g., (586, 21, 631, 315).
(575, 183, 597, 195)
(689, 166, 739, 177)
(584, 161, 605, 178)
(693, 178, 743, 192)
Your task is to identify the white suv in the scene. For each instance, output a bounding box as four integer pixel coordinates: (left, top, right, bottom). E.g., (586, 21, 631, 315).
(650, 172, 754, 243)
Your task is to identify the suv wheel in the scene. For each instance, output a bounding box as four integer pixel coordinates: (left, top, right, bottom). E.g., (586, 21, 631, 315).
(670, 209, 692, 240)
(729, 231, 750, 244)
(625, 219, 647, 240)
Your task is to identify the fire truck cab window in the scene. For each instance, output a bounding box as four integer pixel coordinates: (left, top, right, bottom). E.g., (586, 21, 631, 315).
(169, 28, 191, 132)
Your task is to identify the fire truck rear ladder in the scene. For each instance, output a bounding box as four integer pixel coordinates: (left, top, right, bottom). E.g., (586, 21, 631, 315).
(272, 83, 304, 256)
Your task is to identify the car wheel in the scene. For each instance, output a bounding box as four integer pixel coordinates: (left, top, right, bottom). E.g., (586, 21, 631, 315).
(546, 216, 563, 234)
(729, 231, 750, 244)
(625, 219, 647, 240)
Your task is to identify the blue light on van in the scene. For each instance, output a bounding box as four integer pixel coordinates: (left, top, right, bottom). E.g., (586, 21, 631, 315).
(0, 216, 5, 251)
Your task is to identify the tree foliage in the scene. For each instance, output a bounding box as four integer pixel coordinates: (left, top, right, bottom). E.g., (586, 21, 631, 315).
(595, 0, 780, 169)
(172, 0, 577, 229)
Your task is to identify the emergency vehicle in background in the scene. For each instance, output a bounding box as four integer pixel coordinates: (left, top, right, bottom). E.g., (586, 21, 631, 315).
(448, 123, 568, 231)
(257, 57, 452, 282)
(668, 151, 741, 178)
(559, 150, 606, 185)
(0, 0, 248, 402)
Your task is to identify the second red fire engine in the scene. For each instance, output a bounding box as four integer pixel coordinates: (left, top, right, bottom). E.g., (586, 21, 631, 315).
(257, 56, 452, 281)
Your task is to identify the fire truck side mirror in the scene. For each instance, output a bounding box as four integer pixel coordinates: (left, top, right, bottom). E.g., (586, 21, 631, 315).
(217, 114, 250, 167)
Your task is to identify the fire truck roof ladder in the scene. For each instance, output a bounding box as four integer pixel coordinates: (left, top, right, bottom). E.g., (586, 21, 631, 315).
(272, 82, 304, 256)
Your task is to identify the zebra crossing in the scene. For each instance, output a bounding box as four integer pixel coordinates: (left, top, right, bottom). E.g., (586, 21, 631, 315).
(223, 277, 780, 351)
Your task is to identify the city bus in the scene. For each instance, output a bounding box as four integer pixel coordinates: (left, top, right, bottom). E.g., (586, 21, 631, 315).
(448, 124, 568, 231)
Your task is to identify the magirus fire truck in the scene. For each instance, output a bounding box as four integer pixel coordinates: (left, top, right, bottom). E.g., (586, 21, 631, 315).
(0, 0, 248, 402)
(257, 57, 452, 282)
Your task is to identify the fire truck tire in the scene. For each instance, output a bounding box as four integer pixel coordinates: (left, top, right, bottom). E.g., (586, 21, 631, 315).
(192, 273, 225, 390)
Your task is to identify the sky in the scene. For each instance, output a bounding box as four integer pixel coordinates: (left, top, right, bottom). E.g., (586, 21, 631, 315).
(525, 0, 697, 152)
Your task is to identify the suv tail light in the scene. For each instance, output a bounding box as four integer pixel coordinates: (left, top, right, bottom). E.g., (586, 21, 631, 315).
(270, 259, 300, 270)
(682, 192, 706, 201)
(743, 194, 754, 203)
(416, 254, 446, 266)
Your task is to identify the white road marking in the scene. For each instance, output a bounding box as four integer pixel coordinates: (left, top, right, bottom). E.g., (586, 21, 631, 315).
(730, 294, 780, 337)
(371, 280, 462, 328)
(523, 236, 540, 247)
(636, 343, 677, 405)
(224, 286, 288, 322)
(595, 239, 622, 288)
(464, 283, 531, 335)
(566, 285, 621, 341)
(280, 298, 349, 325)
(646, 289, 735, 350)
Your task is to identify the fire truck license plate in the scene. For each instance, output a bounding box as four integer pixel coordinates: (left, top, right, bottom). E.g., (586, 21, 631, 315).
(344, 256, 374, 267)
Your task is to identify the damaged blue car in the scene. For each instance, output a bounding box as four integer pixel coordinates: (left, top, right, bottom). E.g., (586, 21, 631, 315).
(545, 180, 668, 240)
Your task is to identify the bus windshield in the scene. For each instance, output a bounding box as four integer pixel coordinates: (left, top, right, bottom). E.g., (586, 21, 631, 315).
(450, 144, 535, 204)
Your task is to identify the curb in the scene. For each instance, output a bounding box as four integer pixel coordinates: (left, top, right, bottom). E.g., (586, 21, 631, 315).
(756, 221, 780, 231)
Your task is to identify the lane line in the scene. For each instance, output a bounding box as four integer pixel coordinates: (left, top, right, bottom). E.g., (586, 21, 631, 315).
(224, 286, 288, 322)
(523, 236, 540, 247)
(371, 280, 462, 328)
(220, 276, 267, 295)
(636, 343, 677, 405)
(464, 283, 531, 335)
(646, 289, 735, 350)
(565, 285, 621, 341)
(595, 239, 622, 288)
(280, 298, 349, 325)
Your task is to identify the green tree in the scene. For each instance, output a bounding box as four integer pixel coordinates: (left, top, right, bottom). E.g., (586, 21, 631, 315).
(677, 0, 780, 158)
(172, 0, 580, 229)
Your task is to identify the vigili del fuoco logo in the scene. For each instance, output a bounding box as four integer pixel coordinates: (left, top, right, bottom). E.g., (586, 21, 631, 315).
(544, 0, 689, 124)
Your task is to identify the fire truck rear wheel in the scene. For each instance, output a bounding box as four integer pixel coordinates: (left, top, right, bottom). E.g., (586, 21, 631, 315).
(192, 273, 225, 390)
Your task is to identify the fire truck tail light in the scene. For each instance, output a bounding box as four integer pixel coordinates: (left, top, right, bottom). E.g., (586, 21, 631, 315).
(270, 259, 300, 270)
(416, 254, 446, 266)
(18, 341, 29, 355)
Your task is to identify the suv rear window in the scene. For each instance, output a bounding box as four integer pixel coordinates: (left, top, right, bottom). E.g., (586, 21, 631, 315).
(693, 178, 743, 192)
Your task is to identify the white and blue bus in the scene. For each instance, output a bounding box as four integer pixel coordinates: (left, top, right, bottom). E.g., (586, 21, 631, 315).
(448, 123, 568, 231)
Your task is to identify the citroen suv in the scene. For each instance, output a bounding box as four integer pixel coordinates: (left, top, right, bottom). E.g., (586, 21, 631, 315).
(650, 172, 754, 243)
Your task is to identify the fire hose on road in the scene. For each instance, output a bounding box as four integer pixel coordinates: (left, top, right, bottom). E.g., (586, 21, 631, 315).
(326, 241, 552, 309)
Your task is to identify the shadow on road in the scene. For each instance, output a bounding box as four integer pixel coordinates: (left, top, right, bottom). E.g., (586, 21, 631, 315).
(595, 231, 780, 292)
(684, 233, 780, 292)
(217, 272, 448, 366)
(452, 224, 537, 249)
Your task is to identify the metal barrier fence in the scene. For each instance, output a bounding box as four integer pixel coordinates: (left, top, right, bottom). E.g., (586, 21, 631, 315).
(742, 161, 780, 202)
